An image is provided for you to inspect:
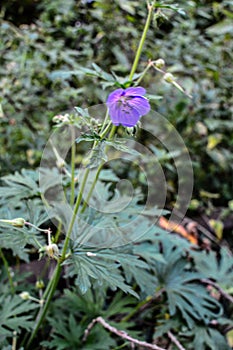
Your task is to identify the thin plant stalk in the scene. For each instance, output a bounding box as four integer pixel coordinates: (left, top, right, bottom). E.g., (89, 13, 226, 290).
(129, 1, 154, 81)
(70, 126, 76, 206)
(0, 248, 14, 294)
(81, 124, 117, 213)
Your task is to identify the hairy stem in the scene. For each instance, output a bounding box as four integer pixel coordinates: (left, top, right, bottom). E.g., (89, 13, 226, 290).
(81, 124, 117, 213)
(70, 126, 76, 206)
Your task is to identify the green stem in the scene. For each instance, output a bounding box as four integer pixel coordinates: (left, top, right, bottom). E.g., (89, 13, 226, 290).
(100, 109, 110, 134)
(0, 248, 14, 294)
(136, 61, 152, 85)
(70, 126, 76, 206)
(25, 264, 62, 348)
(25, 168, 90, 348)
(81, 124, 117, 213)
(121, 296, 153, 323)
(80, 162, 103, 213)
(61, 168, 90, 259)
(129, 2, 154, 81)
(121, 288, 164, 323)
(54, 219, 62, 243)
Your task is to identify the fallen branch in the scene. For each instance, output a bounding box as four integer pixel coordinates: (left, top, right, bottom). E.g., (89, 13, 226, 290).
(168, 331, 186, 350)
(83, 316, 166, 350)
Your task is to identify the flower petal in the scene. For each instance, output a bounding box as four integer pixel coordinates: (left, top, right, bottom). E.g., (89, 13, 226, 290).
(125, 87, 146, 96)
(108, 102, 141, 127)
(107, 88, 124, 104)
(108, 103, 121, 125)
(118, 106, 141, 127)
(128, 96, 150, 115)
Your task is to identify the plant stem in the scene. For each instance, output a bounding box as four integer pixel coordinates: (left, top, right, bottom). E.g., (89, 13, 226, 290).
(70, 126, 76, 206)
(81, 124, 117, 213)
(129, 2, 154, 81)
(25, 264, 62, 348)
(25, 160, 92, 348)
(136, 61, 153, 85)
(0, 248, 14, 294)
(12, 331, 17, 350)
(100, 109, 110, 134)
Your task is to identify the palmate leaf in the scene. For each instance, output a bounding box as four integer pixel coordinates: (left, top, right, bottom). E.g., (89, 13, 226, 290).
(57, 288, 136, 320)
(155, 244, 222, 328)
(0, 219, 46, 261)
(64, 252, 138, 297)
(0, 295, 36, 336)
(184, 325, 231, 350)
(41, 314, 116, 350)
(191, 247, 233, 288)
(0, 169, 40, 203)
(98, 248, 158, 295)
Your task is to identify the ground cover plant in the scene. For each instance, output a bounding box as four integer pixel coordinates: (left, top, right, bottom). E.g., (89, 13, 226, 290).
(0, 0, 233, 349)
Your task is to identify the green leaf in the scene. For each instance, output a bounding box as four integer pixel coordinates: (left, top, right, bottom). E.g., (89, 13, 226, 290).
(41, 314, 116, 350)
(153, 3, 186, 16)
(155, 244, 222, 328)
(0, 204, 46, 261)
(0, 295, 36, 337)
(0, 169, 39, 203)
(184, 325, 231, 350)
(76, 132, 102, 144)
(65, 252, 138, 298)
(191, 248, 233, 288)
(105, 139, 141, 157)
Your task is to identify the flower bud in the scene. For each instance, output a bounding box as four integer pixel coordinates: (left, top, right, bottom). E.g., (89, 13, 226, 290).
(0, 218, 25, 228)
(45, 243, 59, 258)
(36, 280, 45, 289)
(12, 218, 26, 227)
(19, 291, 30, 300)
(56, 157, 65, 168)
(155, 58, 165, 69)
(164, 73, 175, 83)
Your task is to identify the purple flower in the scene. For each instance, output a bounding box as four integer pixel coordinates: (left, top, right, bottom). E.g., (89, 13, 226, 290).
(106, 87, 151, 127)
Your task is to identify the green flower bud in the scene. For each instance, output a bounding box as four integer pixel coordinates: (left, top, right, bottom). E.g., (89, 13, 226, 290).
(46, 243, 59, 259)
(19, 291, 30, 300)
(164, 73, 175, 83)
(155, 58, 165, 69)
(0, 218, 25, 228)
(36, 280, 45, 289)
(12, 218, 26, 227)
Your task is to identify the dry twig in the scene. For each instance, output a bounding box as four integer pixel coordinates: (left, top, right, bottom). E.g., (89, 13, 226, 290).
(168, 331, 186, 350)
(83, 316, 166, 350)
(201, 279, 233, 303)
